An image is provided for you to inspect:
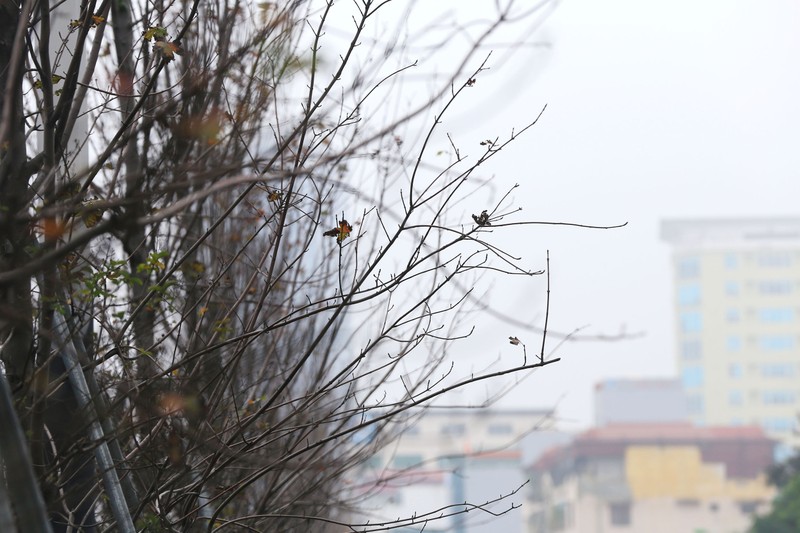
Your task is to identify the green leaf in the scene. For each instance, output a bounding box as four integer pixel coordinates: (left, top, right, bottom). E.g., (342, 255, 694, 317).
(144, 26, 168, 41)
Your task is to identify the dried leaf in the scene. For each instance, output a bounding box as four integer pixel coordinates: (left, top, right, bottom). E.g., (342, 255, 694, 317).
(472, 210, 491, 226)
(174, 109, 221, 143)
(68, 15, 104, 29)
(323, 219, 353, 244)
(509, 336, 522, 346)
(81, 201, 105, 228)
(154, 41, 182, 61)
(42, 218, 66, 241)
(158, 392, 184, 415)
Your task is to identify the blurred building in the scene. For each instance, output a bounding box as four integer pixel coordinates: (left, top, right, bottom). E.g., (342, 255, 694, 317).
(359, 409, 561, 533)
(661, 218, 800, 455)
(527, 423, 775, 533)
(595, 378, 688, 426)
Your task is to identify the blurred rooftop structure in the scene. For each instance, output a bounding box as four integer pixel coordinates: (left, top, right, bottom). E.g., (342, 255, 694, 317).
(528, 422, 775, 533)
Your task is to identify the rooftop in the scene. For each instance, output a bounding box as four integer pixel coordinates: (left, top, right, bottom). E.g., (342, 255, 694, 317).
(532, 423, 774, 478)
(579, 422, 768, 442)
(661, 217, 800, 247)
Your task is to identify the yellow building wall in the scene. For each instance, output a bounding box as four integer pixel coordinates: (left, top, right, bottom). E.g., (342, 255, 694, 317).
(625, 445, 773, 501)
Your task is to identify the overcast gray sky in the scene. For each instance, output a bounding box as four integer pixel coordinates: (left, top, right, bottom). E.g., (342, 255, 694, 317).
(420, 0, 800, 428)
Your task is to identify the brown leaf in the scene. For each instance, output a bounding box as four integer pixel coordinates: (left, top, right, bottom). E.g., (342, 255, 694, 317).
(154, 41, 183, 61)
(323, 219, 353, 244)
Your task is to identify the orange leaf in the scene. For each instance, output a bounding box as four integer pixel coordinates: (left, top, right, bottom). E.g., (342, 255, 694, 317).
(158, 392, 184, 416)
(42, 218, 66, 241)
(323, 219, 353, 244)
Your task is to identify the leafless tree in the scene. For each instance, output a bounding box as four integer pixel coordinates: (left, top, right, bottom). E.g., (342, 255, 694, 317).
(0, 0, 620, 530)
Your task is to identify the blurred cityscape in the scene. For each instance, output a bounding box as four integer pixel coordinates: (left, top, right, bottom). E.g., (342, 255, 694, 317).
(358, 218, 800, 532)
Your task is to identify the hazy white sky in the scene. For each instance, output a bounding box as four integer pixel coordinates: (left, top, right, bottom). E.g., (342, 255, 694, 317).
(412, 0, 800, 428)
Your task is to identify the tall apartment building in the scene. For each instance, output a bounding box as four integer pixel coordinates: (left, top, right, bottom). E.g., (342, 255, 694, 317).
(661, 218, 800, 456)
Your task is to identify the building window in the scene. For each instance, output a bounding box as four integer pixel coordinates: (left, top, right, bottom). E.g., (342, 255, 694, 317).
(441, 423, 466, 436)
(739, 501, 761, 515)
(726, 336, 742, 352)
(725, 281, 739, 296)
(678, 284, 701, 306)
(682, 367, 704, 388)
(392, 454, 423, 470)
(687, 394, 704, 415)
(529, 512, 546, 532)
(724, 253, 738, 269)
(677, 257, 700, 278)
(550, 502, 572, 531)
(681, 340, 702, 360)
(759, 335, 795, 351)
(762, 391, 796, 405)
(726, 308, 740, 323)
(609, 502, 631, 526)
(728, 363, 743, 378)
(762, 418, 795, 433)
(758, 252, 792, 268)
(728, 390, 743, 407)
(487, 423, 513, 435)
(680, 312, 703, 333)
(759, 280, 792, 295)
(758, 308, 795, 323)
(774, 443, 794, 463)
(761, 363, 797, 378)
